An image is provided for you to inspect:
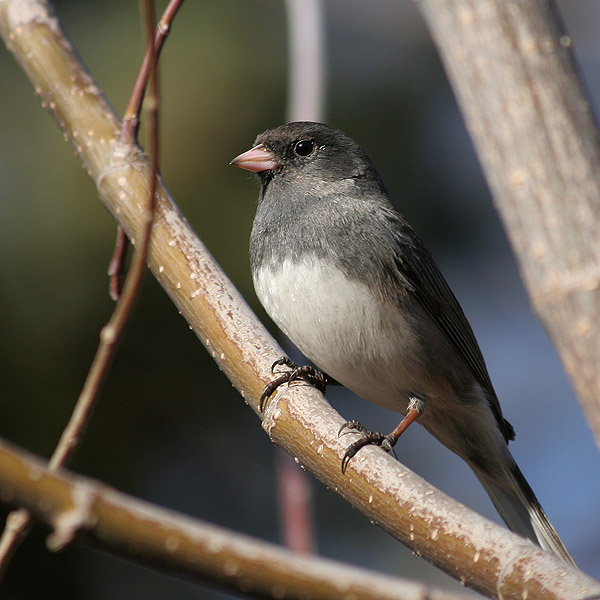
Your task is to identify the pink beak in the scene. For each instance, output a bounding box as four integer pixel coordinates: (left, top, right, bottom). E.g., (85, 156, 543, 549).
(230, 144, 278, 173)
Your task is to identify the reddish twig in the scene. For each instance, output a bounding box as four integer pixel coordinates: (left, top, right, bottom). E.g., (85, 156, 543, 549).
(276, 450, 315, 554)
(109, 0, 184, 297)
(107, 226, 129, 301)
(0, 0, 180, 580)
(121, 0, 185, 144)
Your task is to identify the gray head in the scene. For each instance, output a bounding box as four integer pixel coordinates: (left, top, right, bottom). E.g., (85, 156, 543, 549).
(231, 121, 387, 196)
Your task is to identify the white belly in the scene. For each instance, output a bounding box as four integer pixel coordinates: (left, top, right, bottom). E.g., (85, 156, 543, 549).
(253, 257, 426, 412)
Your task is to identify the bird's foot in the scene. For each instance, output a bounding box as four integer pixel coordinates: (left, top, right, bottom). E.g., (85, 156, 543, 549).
(338, 395, 426, 473)
(259, 357, 337, 411)
(338, 421, 398, 473)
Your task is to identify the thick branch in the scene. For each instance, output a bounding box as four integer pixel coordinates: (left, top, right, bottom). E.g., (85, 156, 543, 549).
(1, 1, 599, 598)
(0, 437, 472, 600)
(417, 0, 600, 445)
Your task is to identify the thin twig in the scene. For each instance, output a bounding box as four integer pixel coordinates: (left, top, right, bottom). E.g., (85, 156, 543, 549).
(121, 0, 185, 144)
(107, 227, 129, 301)
(109, 0, 182, 297)
(0, 0, 174, 579)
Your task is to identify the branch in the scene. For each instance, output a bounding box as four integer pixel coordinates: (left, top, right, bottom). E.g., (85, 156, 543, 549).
(285, 0, 327, 123)
(121, 0, 184, 144)
(0, 0, 177, 576)
(416, 0, 600, 446)
(0, 437, 473, 600)
(1, 1, 599, 598)
(274, 0, 328, 555)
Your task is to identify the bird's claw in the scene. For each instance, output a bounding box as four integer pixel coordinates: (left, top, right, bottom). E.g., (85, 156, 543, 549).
(338, 420, 397, 473)
(259, 371, 295, 411)
(259, 357, 334, 412)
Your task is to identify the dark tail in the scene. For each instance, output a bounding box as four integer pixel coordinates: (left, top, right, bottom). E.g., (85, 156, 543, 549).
(474, 461, 576, 566)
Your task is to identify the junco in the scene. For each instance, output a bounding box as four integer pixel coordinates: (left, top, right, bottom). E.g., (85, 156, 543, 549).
(231, 121, 574, 565)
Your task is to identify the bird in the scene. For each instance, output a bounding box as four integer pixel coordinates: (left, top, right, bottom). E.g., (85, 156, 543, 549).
(231, 121, 575, 565)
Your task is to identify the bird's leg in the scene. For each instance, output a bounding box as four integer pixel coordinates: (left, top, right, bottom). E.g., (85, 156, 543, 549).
(259, 357, 339, 411)
(339, 394, 426, 473)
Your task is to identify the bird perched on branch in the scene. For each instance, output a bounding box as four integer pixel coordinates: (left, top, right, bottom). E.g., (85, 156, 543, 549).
(232, 121, 574, 565)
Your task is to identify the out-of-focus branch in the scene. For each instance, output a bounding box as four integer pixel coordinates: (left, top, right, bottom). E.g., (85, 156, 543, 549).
(274, 0, 327, 556)
(0, 437, 474, 600)
(417, 0, 600, 446)
(285, 0, 326, 123)
(1, 1, 600, 598)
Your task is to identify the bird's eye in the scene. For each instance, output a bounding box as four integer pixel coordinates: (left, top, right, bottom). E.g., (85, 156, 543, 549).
(294, 140, 315, 157)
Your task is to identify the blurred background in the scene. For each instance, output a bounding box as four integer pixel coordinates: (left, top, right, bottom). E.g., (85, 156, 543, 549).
(1, 1, 599, 598)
